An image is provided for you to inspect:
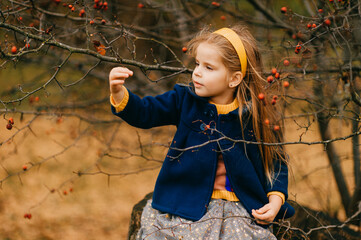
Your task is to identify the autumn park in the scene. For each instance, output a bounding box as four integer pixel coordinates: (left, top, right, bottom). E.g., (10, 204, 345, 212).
(1, 0, 361, 239)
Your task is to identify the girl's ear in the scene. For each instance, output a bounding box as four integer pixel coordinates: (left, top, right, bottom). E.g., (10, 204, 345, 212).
(229, 71, 243, 88)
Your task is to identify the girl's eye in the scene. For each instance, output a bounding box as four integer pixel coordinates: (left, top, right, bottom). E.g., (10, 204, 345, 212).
(206, 66, 213, 70)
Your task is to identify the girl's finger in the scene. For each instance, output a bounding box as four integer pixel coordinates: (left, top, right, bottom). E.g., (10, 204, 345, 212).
(110, 80, 124, 86)
(113, 67, 133, 76)
(255, 205, 270, 214)
(111, 73, 131, 80)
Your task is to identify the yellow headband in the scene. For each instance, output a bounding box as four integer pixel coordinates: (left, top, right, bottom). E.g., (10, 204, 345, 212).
(213, 28, 247, 77)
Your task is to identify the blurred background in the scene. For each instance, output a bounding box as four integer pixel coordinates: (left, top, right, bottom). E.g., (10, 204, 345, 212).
(1, 0, 361, 239)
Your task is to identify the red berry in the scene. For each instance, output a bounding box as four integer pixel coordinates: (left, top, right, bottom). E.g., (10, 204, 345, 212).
(94, 0, 100, 3)
(280, 7, 287, 13)
(272, 95, 278, 100)
(9, 117, 14, 125)
(264, 119, 270, 125)
(54, 0, 61, 3)
(68, 4, 73, 9)
(101, 19, 106, 24)
(283, 59, 290, 66)
(258, 93, 265, 100)
(6, 123, 12, 130)
(35, 96, 39, 102)
(18, 16, 23, 21)
(267, 75, 274, 83)
(275, 72, 280, 79)
(182, 47, 187, 53)
(324, 19, 331, 26)
(283, 81, 290, 88)
(79, 9, 85, 17)
(211, 2, 220, 7)
(89, 20, 94, 25)
(220, 15, 226, 21)
(22, 165, 27, 171)
(318, 9, 323, 13)
(329, 0, 334, 2)
(25, 43, 30, 48)
(71, 6, 75, 12)
(271, 99, 277, 105)
(312, 23, 317, 28)
(271, 68, 277, 75)
(138, 3, 144, 8)
(69, 187, 73, 192)
(292, 34, 297, 40)
(307, 23, 311, 29)
(24, 213, 32, 219)
(11, 46, 17, 54)
(63, 190, 68, 195)
(274, 125, 280, 131)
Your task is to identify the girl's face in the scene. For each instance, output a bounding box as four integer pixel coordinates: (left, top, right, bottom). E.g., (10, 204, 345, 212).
(192, 42, 235, 105)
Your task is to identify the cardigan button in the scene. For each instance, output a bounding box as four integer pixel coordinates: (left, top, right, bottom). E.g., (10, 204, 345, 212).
(208, 110, 215, 118)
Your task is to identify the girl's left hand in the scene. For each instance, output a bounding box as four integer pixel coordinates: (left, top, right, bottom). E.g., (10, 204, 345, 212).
(251, 195, 282, 225)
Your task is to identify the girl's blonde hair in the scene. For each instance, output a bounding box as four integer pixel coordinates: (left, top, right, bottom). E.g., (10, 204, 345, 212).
(187, 24, 287, 184)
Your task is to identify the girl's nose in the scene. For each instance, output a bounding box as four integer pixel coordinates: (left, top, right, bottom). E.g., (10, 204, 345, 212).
(193, 66, 201, 77)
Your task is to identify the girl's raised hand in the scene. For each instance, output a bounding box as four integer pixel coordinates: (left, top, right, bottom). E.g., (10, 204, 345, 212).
(109, 67, 133, 104)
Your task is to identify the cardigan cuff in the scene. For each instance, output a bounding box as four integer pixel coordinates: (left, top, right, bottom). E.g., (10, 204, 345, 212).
(267, 191, 285, 205)
(110, 86, 129, 113)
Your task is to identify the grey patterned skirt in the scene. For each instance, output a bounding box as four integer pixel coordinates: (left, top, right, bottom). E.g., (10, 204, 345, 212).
(136, 199, 276, 240)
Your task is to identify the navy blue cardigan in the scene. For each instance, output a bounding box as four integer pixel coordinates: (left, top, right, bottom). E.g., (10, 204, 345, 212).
(111, 84, 295, 222)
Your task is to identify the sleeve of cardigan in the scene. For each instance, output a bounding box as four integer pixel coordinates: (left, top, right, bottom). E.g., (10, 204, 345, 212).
(265, 152, 290, 202)
(110, 86, 129, 113)
(111, 84, 186, 129)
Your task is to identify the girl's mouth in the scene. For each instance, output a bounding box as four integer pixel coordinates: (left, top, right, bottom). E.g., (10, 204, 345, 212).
(193, 80, 203, 87)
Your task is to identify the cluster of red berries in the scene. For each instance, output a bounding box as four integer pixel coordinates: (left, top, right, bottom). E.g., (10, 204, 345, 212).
(211, 2, 221, 7)
(29, 95, 40, 104)
(6, 117, 14, 130)
(271, 95, 278, 105)
(79, 9, 85, 17)
(295, 43, 302, 54)
(263, 118, 280, 131)
(94, 0, 108, 10)
(63, 187, 73, 195)
(24, 213, 32, 219)
(67, 4, 75, 12)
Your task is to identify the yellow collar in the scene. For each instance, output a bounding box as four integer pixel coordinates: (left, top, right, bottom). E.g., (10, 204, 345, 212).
(209, 98, 239, 115)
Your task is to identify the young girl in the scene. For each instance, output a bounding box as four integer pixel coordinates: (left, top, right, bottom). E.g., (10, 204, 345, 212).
(109, 24, 295, 239)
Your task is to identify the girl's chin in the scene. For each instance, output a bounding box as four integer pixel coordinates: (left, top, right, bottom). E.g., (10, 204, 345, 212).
(194, 89, 209, 97)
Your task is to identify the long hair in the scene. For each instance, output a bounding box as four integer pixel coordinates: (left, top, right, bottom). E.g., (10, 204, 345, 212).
(186, 24, 287, 184)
